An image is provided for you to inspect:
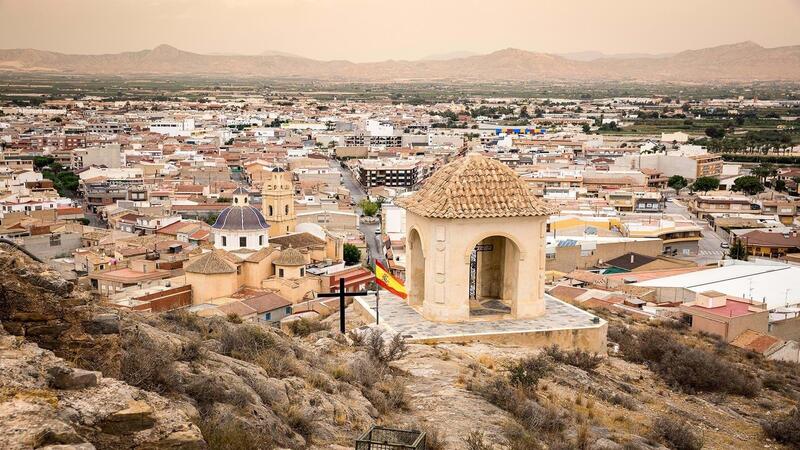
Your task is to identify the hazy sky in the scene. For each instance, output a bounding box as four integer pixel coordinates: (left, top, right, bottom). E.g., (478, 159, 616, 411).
(1, 0, 799, 62)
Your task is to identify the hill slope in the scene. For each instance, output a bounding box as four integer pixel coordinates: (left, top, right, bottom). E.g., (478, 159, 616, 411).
(1, 42, 799, 82)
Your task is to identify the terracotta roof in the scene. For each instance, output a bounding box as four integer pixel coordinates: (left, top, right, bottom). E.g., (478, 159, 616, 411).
(741, 230, 800, 248)
(395, 152, 555, 219)
(270, 232, 325, 249)
(243, 246, 275, 262)
(185, 250, 237, 274)
(548, 285, 588, 302)
(273, 246, 306, 266)
(217, 301, 256, 317)
(730, 329, 782, 354)
(241, 292, 291, 313)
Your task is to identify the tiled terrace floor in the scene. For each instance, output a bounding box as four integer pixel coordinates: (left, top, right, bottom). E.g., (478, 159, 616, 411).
(357, 293, 604, 340)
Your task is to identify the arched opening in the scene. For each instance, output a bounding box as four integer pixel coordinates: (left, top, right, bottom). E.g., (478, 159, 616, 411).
(469, 235, 519, 317)
(285, 204, 289, 215)
(407, 228, 425, 307)
(268, 205, 273, 216)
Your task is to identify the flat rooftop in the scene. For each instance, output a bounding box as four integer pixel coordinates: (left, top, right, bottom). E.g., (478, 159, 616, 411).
(355, 293, 605, 342)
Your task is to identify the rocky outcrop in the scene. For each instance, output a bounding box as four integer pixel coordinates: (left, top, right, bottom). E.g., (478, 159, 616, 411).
(0, 246, 122, 376)
(0, 329, 204, 449)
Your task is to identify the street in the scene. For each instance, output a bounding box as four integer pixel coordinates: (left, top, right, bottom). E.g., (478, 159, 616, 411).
(664, 198, 727, 265)
(329, 159, 385, 265)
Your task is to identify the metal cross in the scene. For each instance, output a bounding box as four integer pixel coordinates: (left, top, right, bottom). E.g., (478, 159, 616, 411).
(317, 277, 369, 333)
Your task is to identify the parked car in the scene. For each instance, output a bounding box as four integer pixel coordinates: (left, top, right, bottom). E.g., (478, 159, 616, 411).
(720, 242, 730, 249)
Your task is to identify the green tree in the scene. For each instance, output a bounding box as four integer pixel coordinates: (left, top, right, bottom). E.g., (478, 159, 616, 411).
(667, 175, 688, 194)
(732, 176, 765, 195)
(750, 163, 777, 184)
(729, 238, 748, 261)
(343, 243, 361, 266)
(33, 156, 55, 169)
(359, 199, 379, 217)
(581, 124, 591, 133)
(691, 176, 720, 193)
(205, 214, 219, 225)
(775, 179, 787, 192)
(704, 126, 726, 139)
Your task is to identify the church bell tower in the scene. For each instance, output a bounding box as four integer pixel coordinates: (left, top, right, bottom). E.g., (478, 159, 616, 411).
(262, 168, 296, 235)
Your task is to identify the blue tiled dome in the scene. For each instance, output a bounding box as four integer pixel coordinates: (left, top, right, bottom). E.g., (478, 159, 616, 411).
(212, 205, 269, 230)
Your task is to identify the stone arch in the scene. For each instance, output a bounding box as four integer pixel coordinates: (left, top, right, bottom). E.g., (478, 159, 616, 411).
(468, 234, 521, 317)
(462, 231, 527, 264)
(407, 227, 426, 307)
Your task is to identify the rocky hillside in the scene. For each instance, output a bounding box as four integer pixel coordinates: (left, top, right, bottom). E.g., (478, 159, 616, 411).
(0, 41, 798, 82)
(1, 243, 800, 449)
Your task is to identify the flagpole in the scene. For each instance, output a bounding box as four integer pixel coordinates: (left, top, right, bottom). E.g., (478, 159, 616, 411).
(375, 284, 380, 325)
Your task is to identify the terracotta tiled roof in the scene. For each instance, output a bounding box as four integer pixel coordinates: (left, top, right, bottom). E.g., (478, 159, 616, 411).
(270, 232, 326, 249)
(395, 153, 555, 219)
(241, 293, 291, 313)
(273, 246, 306, 266)
(185, 250, 237, 274)
(730, 329, 782, 354)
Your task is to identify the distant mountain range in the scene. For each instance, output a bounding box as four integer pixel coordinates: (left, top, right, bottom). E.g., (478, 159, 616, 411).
(0, 41, 798, 82)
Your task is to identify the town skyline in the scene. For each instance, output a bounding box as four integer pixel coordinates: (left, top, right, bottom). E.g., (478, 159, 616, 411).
(1, 0, 799, 62)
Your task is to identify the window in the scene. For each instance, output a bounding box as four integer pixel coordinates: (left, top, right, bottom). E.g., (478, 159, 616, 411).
(279, 268, 284, 277)
(269, 205, 273, 216)
(285, 306, 292, 314)
(285, 205, 289, 215)
(49, 234, 61, 247)
(239, 236, 247, 247)
(264, 312, 272, 321)
(259, 235, 264, 246)
(222, 236, 227, 246)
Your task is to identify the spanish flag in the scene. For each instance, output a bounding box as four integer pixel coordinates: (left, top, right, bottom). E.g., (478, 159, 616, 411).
(374, 260, 407, 299)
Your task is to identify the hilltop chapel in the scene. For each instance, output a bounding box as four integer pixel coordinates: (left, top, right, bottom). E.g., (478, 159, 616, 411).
(396, 152, 557, 322)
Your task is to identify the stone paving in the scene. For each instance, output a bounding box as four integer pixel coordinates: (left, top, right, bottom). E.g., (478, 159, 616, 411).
(358, 292, 604, 340)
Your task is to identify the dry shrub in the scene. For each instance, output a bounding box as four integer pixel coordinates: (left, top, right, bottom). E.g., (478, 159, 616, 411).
(363, 329, 407, 364)
(468, 376, 520, 411)
(120, 331, 177, 392)
(179, 336, 205, 362)
(762, 373, 787, 392)
(219, 324, 275, 361)
(255, 348, 297, 378)
(464, 430, 493, 450)
(377, 377, 408, 410)
(287, 318, 328, 337)
(503, 422, 540, 450)
(283, 405, 313, 438)
(418, 423, 447, 450)
(469, 375, 566, 436)
(544, 345, 604, 372)
(198, 414, 276, 450)
(652, 415, 704, 450)
(184, 374, 251, 408)
(347, 328, 366, 346)
(163, 308, 205, 333)
(608, 392, 638, 410)
(762, 407, 800, 447)
(349, 355, 387, 388)
(629, 328, 760, 397)
(507, 353, 552, 388)
(226, 312, 243, 324)
(305, 370, 335, 393)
